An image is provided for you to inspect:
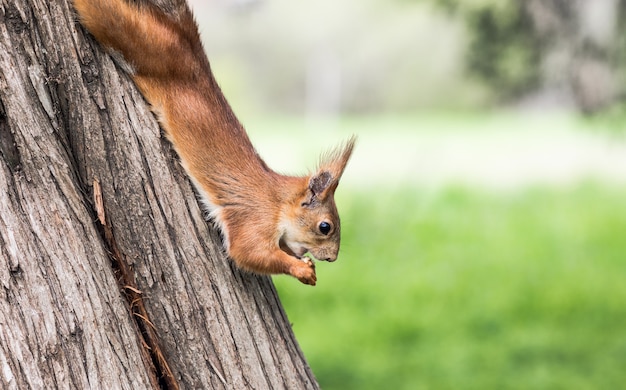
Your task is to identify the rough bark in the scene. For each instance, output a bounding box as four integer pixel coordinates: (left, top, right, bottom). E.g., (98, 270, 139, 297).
(0, 0, 319, 389)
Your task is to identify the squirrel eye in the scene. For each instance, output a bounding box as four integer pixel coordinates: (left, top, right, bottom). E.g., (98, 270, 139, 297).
(318, 221, 331, 235)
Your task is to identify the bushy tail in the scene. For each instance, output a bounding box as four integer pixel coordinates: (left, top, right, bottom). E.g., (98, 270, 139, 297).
(73, 0, 208, 81)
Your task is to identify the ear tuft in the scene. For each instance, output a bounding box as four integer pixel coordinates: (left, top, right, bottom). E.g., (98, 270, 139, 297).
(306, 136, 356, 202)
(317, 135, 356, 183)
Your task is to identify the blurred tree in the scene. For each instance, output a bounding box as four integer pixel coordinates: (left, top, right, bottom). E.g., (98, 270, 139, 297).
(434, 1, 542, 101)
(431, 0, 625, 114)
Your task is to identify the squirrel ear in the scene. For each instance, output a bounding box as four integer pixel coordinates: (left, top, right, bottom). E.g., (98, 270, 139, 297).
(306, 136, 356, 203)
(302, 171, 331, 207)
(308, 171, 333, 196)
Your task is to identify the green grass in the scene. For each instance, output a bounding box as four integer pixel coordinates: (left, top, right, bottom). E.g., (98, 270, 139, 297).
(274, 183, 626, 390)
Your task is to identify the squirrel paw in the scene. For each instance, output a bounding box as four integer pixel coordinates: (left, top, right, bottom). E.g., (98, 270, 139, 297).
(290, 258, 316, 286)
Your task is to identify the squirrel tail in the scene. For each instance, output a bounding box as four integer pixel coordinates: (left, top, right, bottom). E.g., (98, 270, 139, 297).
(73, 0, 208, 81)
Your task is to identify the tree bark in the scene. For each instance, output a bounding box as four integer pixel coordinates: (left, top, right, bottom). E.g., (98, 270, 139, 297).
(0, 0, 319, 389)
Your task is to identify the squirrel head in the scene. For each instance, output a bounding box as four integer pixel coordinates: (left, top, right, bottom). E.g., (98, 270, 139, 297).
(279, 137, 355, 262)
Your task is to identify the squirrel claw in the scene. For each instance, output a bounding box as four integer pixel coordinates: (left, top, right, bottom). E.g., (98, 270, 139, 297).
(291, 259, 317, 286)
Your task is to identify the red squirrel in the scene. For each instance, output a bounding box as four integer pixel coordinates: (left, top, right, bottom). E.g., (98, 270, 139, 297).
(73, 0, 354, 285)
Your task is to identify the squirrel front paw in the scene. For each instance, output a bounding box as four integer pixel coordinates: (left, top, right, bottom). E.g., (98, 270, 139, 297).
(290, 258, 316, 286)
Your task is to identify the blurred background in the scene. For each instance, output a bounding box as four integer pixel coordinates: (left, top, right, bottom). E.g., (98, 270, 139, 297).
(190, 0, 626, 388)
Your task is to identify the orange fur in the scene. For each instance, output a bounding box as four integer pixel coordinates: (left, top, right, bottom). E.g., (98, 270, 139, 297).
(73, 0, 355, 285)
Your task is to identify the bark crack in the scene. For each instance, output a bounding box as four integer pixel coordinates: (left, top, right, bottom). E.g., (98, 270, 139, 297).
(92, 178, 179, 390)
(0, 99, 21, 173)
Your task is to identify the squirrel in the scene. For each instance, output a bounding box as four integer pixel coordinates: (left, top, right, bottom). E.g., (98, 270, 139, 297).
(72, 0, 355, 286)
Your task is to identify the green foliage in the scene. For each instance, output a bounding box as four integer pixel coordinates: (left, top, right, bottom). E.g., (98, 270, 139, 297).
(275, 184, 626, 389)
(465, 4, 541, 99)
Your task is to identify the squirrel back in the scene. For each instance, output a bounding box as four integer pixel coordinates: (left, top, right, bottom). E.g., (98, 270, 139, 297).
(73, 0, 355, 286)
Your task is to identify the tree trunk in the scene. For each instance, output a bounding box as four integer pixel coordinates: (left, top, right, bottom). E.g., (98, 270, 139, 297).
(0, 0, 319, 389)
(526, 0, 620, 114)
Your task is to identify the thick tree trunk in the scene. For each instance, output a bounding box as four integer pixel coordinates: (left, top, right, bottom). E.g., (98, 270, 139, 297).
(0, 0, 318, 389)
